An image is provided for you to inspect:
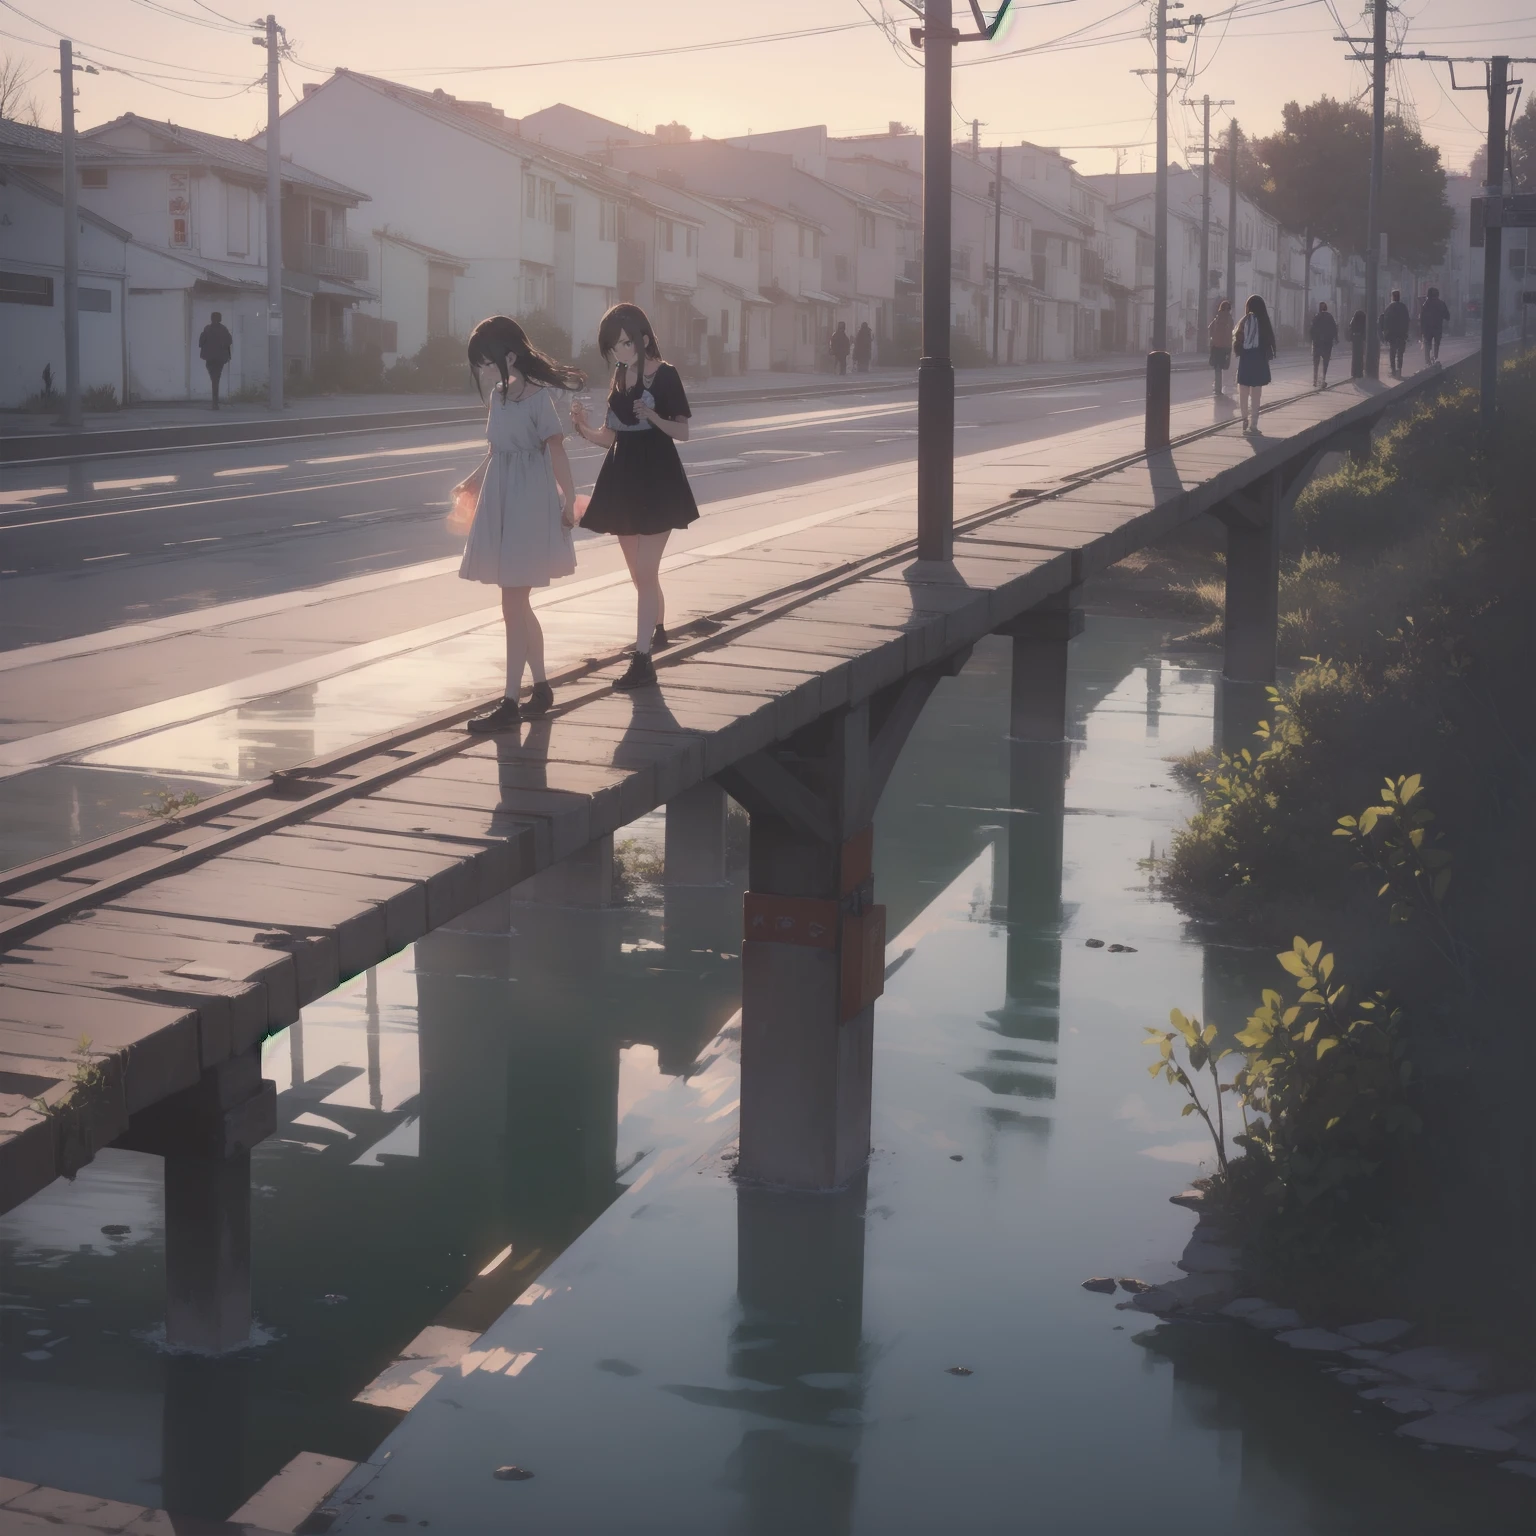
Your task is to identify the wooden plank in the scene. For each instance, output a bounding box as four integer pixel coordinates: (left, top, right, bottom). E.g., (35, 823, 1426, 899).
(0, 983, 198, 1115)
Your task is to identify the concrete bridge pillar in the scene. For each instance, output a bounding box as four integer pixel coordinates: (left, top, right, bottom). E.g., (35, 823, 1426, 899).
(116, 1047, 276, 1353)
(664, 781, 737, 957)
(997, 588, 1083, 744)
(1217, 472, 1281, 686)
(720, 656, 967, 1190)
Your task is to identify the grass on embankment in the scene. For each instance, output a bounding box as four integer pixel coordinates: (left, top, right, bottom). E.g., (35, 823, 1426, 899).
(1152, 353, 1536, 1340)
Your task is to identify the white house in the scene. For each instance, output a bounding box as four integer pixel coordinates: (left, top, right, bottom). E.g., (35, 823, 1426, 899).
(2, 114, 372, 401)
(0, 148, 129, 408)
(275, 73, 634, 362)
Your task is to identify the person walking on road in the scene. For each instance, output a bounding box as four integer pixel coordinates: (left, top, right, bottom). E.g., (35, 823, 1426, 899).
(1208, 299, 1234, 397)
(852, 321, 873, 374)
(829, 321, 851, 376)
(1381, 289, 1411, 378)
(1350, 309, 1367, 378)
(1419, 286, 1450, 365)
(570, 302, 700, 693)
(1309, 301, 1338, 388)
(1233, 294, 1276, 433)
(453, 315, 582, 735)
(198, 311, 233, 410)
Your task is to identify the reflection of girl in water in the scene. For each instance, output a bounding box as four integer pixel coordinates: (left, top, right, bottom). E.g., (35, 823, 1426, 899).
(569, 303, 699, 692)
(452, 315, 582, 734)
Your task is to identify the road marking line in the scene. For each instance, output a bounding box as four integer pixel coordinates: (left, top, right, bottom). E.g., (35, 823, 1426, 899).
(213, 463, 288, 477)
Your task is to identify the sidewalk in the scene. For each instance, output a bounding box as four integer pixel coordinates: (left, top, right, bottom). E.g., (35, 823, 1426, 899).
(0, 354, 1209, 463)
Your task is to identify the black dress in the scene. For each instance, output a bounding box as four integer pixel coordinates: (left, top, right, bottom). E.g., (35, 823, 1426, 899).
(581, 363, 700, 536)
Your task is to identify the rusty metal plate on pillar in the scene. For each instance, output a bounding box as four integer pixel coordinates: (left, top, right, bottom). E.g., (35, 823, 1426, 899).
(839, 826, 874, 897)
(840, 905, 887, 1022)
(743, 893, 839, 949)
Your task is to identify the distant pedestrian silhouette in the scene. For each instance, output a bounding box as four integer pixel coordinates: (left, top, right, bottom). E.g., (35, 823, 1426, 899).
(1349, 309, 1367, 379)
(198, 311, 233, 410)
(852, 321, 873, 373)
(829, 322, 851, 375)
(1208, 299, 1234, 397)
(1309, 301, 1338, 388)
(1418, 286, 1450, 364)
(1232, 294, 1276, 433)
(1381, 289, 1410, 378)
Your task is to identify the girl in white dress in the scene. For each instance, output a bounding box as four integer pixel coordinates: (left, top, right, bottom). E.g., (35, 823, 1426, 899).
(452, 316, 583, 733)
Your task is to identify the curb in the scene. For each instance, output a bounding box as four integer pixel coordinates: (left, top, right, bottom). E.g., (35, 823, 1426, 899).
(1, 360, 1211, 467)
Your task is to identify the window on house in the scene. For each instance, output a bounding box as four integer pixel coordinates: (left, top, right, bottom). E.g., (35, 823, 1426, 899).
(554, 200, 572, 233)
(523, 175, 555, 222)
(310, 206, 328, 245)
(79, 287, 112, 313)
(1012, 217, 1027, 249)
(721, 308, 730, 339)
(80, 168, 107, 189)
(836, 254, 849, 281)
(686, 226, 697, 257)
(859, 212, 876, 248)
(0, 271, 53, 305)
(600, 201, 618, 241)
(799, 312, 809, 342)
(662, 220, 674, 253)
(226, 183, 249, 256)
(734, 226, 746, 259)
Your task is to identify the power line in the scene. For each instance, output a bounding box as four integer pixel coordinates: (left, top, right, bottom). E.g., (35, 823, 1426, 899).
(121, 0, 248, 34)
(0, 0, 254, 81)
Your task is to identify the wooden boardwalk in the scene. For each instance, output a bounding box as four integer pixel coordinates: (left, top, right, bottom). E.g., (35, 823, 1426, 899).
(0, 356, 1472, 1216)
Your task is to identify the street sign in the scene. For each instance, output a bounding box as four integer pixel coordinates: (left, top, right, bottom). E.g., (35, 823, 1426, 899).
(1481, 193, 1536, 230)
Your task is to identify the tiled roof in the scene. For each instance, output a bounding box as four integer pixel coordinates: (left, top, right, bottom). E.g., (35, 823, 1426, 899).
(83, 113, 367, 201)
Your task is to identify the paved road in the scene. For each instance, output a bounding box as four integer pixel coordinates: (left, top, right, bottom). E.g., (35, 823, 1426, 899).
(0, 361, 1263, 649)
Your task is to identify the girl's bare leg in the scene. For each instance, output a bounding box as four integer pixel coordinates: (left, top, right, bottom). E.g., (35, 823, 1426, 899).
(500, 586, 534, 696)
(1249, 385, 1263, 424)
(618, 532, 671, 653)
(1238, 384, 1251, 426)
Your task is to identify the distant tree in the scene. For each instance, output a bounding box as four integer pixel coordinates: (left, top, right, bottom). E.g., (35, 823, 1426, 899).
(0, 52, 42, 125)
(1469, 97, 1536, 189)
(1217, 96, 1452, 270)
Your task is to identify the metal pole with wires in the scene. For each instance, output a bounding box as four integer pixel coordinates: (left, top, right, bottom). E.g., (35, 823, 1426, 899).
(59, 40, 83, 431)
(1480, 55, 1509, 431)
(261, 14, 284, 412)
(917, 0, 956, 560)
(1226, 119, 1238, 314)
(1363, 0, 1387, 379)
(992, 144, 1003, 363)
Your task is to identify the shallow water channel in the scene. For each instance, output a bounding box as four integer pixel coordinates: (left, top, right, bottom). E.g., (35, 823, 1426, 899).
(3, 617, 1532, 1532)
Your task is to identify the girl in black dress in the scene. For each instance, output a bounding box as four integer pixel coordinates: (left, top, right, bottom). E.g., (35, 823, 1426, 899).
(570, 303, 699, 691)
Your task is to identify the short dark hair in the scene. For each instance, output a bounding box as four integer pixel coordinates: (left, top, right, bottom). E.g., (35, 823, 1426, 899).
(1391, 289, 1401, 300)
(1244, 294, 1277, 356)
(597, 303, 662, 362)
(1317, 301, 1328, 311)
(211, 311, 222, 322)
(1427, 286, 1439, 299)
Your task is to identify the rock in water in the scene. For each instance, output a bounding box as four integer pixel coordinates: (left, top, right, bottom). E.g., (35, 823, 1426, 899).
(1117, 1278, 1152, 1294)
(1084, 938, 1105, 948)
(1340, 1319, 1413, 1346)
(1397, 1415, 1517, 1453)
(1081, 1277, 1118, 1294)
(494, 1466, 534, 1481)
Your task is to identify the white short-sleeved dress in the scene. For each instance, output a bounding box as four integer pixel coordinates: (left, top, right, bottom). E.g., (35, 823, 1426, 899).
(458, 385, 575, 588)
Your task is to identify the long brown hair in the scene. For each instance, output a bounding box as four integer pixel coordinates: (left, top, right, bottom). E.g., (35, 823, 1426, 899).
(466, 315, 585, 399)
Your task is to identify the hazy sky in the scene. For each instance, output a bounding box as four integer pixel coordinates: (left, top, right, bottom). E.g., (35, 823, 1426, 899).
(5, 0, 1531, 178)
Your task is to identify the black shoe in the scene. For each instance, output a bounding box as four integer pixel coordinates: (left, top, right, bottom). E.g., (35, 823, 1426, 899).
(523, 681, 553, 718)
(466, 697, 522, 734)
(613, 651, 657, 692)
(651, 623, 670, 651)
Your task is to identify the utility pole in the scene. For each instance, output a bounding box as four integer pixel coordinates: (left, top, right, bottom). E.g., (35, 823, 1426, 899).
(58, 40, 82, 430)
(971, 117, 980, 158)
(1363, 0, 1387, 378)
(1226, 120, 1238, 314)
(992, 144, 1003, 362)
(261, 15, 284, 412)
(1140, 0, 1192, 449)
(1480, 55, 1508, 430)
(917, 0, 955, 559)
(1199, 94, 1212, 340)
